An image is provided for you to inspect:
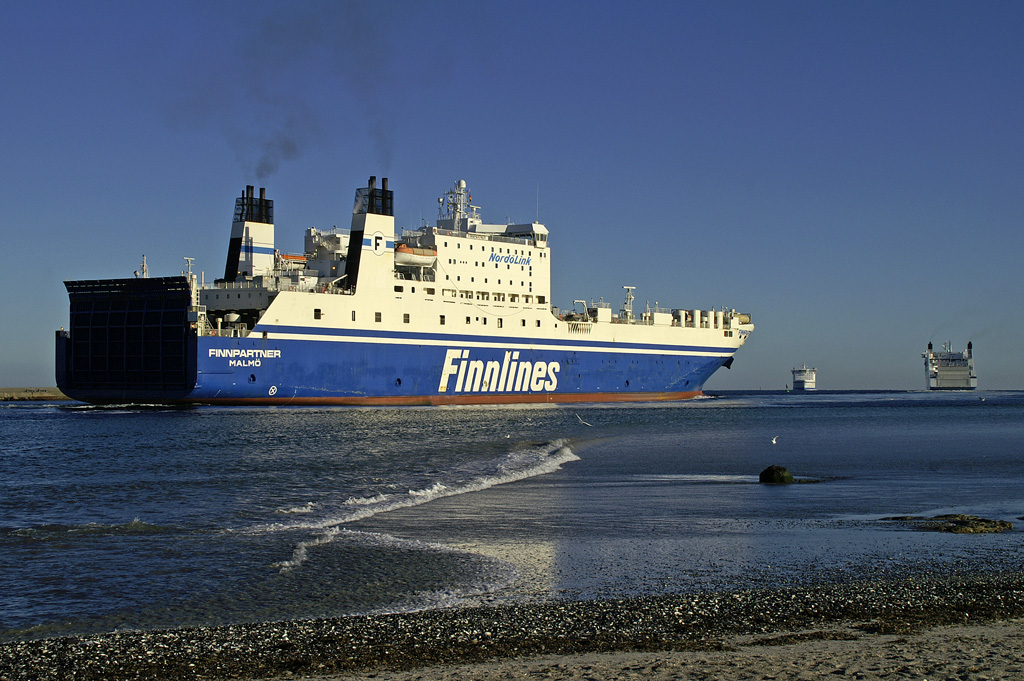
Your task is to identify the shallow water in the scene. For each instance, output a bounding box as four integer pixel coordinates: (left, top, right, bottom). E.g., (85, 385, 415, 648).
(2, 391, 1022, 640)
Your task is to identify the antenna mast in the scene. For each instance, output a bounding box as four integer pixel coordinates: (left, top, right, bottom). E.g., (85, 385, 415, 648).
(621, 286, 636, 323)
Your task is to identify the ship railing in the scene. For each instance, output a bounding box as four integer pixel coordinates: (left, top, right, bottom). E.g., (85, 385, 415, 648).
(209, 279, 273, 291)
(432, 228, 532, 246)
(201, 326, 252, 338)
(208, 275, 319, 293)
(393, 272, 437, 283)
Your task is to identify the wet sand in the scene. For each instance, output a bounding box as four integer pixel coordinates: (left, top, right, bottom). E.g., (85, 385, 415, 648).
(331, 619, 1024, 680)
(3, 571, 1024, 680)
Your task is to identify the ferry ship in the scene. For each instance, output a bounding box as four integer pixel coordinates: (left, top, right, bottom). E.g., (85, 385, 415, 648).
(55, 177, 754, 405)
(923, 341, 977, 390)
(791, 365, 816, 391)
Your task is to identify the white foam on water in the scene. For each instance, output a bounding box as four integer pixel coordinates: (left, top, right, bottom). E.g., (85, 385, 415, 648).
(270, 439, 579, 571)
(271, 528, 522, 613)
(343, 493, 391, 506)
(275, 501, 318, 514)
(408, 482, 449, 498)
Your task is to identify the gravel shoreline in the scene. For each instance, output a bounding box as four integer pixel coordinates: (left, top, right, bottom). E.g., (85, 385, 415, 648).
(4, 570, 1024, 680)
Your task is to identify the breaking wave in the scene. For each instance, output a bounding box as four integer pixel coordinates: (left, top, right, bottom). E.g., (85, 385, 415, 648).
(269, 439, 578, 571)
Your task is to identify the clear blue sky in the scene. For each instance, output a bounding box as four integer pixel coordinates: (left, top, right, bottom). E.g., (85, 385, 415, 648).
(2, 1, 1022, 390)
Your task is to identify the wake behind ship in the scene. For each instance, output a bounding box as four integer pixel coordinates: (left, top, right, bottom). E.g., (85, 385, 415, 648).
(56, 177, 753, 405)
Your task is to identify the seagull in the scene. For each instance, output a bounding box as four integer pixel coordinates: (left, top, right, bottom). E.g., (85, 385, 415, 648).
(771, 436, 779, 445)
(576, 413, 592, 427)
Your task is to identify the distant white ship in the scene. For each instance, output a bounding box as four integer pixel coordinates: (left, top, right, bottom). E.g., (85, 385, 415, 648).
(923, 341, 976, 390)
(791, 365, 816, 391)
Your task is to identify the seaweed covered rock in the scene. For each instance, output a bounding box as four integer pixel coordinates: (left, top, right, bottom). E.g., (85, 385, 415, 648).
(759, 465, 795, 484)
(881, 514, 1013, 533)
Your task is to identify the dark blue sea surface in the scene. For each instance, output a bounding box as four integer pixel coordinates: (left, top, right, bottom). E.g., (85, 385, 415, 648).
(2, 391, 1023, 641)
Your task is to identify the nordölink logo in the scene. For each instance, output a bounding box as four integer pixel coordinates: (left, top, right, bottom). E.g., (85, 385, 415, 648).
(438, 349, 559, 393)
(487, 252, 532, 266)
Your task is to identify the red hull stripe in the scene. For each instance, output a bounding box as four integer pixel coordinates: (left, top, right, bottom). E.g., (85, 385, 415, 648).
(175, 390, 704, 407)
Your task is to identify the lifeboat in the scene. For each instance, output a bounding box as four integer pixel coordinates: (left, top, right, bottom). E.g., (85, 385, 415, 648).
(395, 243, 437, 267)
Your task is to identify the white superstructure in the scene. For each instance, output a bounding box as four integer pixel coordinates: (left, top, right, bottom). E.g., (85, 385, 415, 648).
(923, 341, 977, 390)
(791, 365, 816, 390)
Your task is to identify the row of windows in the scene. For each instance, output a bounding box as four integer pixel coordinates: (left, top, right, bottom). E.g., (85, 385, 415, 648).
(449, 275, 533, 291)
(210, 292, 257, 300)
(443, 289, 546, 305)
(392, 286, 434, 294)
(313, 308, 544, 328)
(395, 284, 544, 305)
(442, 241, 546, 257)
(445, 258, 534, 272)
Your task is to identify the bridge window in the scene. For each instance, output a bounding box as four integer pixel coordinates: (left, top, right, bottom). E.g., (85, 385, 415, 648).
(375, 312, 382, 322)
(314, 308, 322, 320)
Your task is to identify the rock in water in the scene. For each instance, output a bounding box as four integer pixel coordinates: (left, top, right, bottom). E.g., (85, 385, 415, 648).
(880, 514, 1013, 533)
(759, 465, 795, 484)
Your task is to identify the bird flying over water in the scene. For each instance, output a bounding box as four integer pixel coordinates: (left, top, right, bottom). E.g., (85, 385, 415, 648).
(576, 413, 592, 427)
(771, 436, 779, 445)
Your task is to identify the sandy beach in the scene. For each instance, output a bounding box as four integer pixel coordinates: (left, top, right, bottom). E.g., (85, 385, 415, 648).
(330, 619, 1024, 680)
(4, 571, 1024, 681)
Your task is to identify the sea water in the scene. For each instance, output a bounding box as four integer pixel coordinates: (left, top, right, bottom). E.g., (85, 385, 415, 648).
(2, 391, 1023, 641)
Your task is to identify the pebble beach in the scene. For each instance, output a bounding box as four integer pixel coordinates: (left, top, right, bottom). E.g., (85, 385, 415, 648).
(4, 570, 1024, 680)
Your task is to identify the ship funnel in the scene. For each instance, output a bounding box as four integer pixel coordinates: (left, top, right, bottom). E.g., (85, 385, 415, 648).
(343, 175, 395, 291)
(223, 185, 275, 282)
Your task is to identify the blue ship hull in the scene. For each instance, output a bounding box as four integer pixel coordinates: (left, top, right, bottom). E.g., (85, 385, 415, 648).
(56, 317, 732, 405)
(188, 330, 731, 405)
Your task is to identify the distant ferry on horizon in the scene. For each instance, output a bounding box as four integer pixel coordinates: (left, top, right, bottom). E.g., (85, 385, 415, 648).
(923, 341, 977, 390)
(791, 365, 817, 391)
(56, 176, 754, 405)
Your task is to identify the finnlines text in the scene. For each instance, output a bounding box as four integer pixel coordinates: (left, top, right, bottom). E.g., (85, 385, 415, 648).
(438, 349, 559, 393)
(208, 348, 282, 368)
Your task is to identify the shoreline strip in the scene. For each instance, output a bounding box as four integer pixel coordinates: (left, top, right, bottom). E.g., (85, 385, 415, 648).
(3, 571, 1024, 680)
